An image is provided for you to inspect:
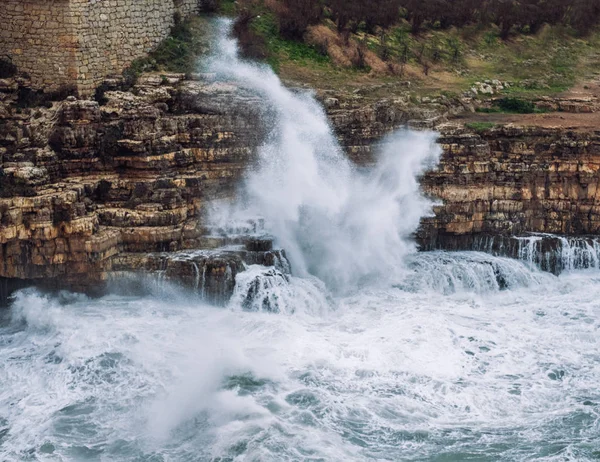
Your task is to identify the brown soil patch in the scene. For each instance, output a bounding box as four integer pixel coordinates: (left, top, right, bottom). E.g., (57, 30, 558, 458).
(456, 111, 600, 131)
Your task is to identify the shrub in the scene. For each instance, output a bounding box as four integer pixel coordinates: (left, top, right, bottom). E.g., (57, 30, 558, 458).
(232, 7, 268, 59)
(118, 15, 205, 83)
(272, 0, 322, 40)
(350, 42, 368, 69)
(446, 37, 462, 62)
(327, 0, 401, 33)
(496, 97, 535, 113)
(199, 0, 221, 13)
(567, 0, 600, 36)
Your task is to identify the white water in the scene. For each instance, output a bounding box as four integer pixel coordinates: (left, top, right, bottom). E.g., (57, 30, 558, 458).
(1, 20, 600, 462)
(2, 268, 600, 461)
(472, 234, 600, 273)
(207, 20, 440, 292)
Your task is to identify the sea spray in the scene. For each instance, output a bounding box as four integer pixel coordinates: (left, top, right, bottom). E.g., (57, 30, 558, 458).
(207, 20, 441, 292)
(2, 264, 600, 461)
(2, 19, 600, 462)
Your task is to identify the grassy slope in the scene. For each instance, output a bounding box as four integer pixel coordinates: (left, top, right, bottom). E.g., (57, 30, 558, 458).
(250, 14, 600, 101)
(124, 5, 600, 108)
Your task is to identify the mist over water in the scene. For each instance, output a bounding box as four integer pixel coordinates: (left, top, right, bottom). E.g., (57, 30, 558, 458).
(208, 20, 440, 291)
(1, 19, 600, 462)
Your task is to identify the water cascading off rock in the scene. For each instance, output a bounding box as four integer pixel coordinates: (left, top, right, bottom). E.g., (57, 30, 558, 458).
(207, 19, 442, 295)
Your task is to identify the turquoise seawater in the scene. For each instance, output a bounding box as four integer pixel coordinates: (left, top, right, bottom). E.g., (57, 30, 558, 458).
(1, 252, 599, 461)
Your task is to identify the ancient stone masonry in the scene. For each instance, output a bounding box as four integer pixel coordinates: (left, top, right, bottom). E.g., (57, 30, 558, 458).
(0, 0, 200, 96)
(0, 1, 79, 92)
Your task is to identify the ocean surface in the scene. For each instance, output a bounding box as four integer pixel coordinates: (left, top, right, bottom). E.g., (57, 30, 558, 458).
(1, 254, 600, 461)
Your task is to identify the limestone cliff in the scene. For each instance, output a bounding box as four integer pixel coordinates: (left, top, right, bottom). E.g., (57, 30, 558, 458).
(1, 73, 599, 300)
(420, 126, 600, 248)
(0, 73, 268, 300)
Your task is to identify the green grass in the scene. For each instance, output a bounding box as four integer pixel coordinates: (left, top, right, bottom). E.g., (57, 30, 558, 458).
(466, 122, 497, 132)
(121, 15, 210, 85)
(466, 25, 600, 96)
(209, 0, 600, 100)
(475, 97, 547, 114)
(219, 0, 237, 16)
(113, 5, 600, 106)
(496, 97, 535, 113)
(250, 11, 331, 72)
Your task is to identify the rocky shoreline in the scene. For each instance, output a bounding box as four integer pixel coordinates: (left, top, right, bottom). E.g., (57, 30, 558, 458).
(1, 73, 600, 302)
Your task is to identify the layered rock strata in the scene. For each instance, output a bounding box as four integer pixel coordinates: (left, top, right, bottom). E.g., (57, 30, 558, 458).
(0, 74, 266, 301)
(109, 239, 290, 305)
(2, 73, 600, 301)
(419, 125, 600, 251)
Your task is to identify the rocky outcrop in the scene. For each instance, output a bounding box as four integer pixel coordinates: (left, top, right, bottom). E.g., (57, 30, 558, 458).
(2, 72, 600, 301)
(419, 125, 600, 250)
(109, 239, 290, 305)
(317, 86, 472, 162)
(0, 73, 267, 300)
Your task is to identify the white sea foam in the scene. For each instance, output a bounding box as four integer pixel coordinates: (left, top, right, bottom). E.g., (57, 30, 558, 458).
(1, 19, 599, 462)
(207, 19, 440, 293)
(1, 268, 600, 461)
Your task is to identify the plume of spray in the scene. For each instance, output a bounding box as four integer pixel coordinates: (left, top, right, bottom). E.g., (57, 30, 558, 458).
(207, 19, 441, 292)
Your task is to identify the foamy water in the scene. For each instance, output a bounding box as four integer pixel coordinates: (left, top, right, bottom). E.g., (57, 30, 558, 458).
(1, 19, 599, 461)
(206, 19, 440, 293)
(1, 261, 600, 461)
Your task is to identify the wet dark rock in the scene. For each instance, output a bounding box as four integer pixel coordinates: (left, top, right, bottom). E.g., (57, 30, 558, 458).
(245, 236, 273, 252)
(109, 243, 291, 306)
(241, 268, 291, 313)
(420, 233, 600, 274)
(0, 277, 32, 306)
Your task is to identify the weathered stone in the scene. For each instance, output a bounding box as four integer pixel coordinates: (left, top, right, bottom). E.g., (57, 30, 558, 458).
(418, 124, 600, 249)
(1, 73, 600, 303)
(0, 0, 200, 96)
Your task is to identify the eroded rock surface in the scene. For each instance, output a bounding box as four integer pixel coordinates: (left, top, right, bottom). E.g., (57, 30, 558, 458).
(419, 124, 600, 251)
(1, 73, 600, 301)
(0, 74, 265, 299)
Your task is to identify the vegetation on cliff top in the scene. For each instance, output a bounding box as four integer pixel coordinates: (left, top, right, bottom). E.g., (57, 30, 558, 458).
(221, 0, 600, 100)
(110, 0, 600, 109)
(108, 14, 210, 93)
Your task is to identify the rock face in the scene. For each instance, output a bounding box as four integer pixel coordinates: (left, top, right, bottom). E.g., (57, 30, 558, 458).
(319, 87, 471, 162)
(419, 125, 600, 250)
(0, 74, 266, 301)
(1, 73, 600, 301)
(109, 243, 291, 305)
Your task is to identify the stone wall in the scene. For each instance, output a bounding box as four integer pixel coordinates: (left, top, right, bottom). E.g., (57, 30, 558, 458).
(0, 0, 200, 96)
(0, 1, 79, 92)
(70, 0, 200, 96)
